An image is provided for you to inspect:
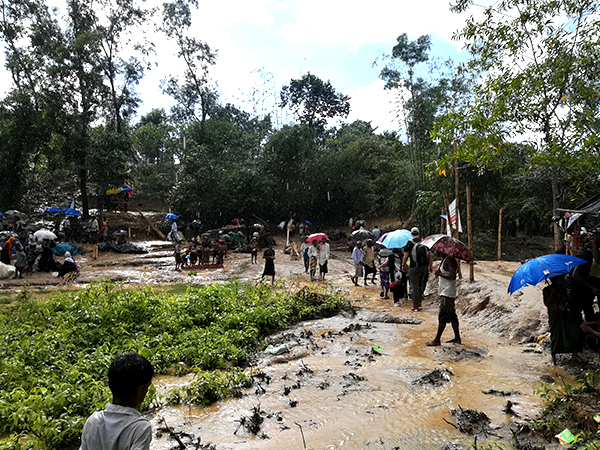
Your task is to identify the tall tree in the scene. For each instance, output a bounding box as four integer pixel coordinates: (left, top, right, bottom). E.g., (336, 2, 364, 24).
(279, 73, 350, 129)
(436, 0, 600, 233)
(160, 0, 217, 125)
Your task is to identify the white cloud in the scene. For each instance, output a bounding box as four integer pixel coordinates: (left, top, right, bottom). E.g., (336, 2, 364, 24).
(344, 79, 399, 133)
(277, 0, 472, 49)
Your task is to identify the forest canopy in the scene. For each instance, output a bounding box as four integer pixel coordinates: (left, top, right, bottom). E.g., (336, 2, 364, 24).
(0, 0, 598, 236)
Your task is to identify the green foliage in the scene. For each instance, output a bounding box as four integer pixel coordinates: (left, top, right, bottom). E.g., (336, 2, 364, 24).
(440, 0, 600, 174)
(0, 281, 351, 449)
(280, 73, 351, 129)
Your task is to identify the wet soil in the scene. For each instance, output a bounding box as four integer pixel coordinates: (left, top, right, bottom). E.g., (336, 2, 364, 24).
(2, 231, 597, 449)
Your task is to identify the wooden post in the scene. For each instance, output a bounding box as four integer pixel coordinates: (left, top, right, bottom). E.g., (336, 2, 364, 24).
(467, 184, 474, 282)
(497, 208, 503, 261)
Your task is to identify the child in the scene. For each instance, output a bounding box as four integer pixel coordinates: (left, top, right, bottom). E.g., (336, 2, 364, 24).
(378, 258, 390, 299)
(250, 237, 258, 264)
(79, 353, 154, 450)
(14, 242, 27, 279)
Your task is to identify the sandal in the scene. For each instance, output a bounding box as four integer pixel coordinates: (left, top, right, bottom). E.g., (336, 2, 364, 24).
(426, 341, 441, 347)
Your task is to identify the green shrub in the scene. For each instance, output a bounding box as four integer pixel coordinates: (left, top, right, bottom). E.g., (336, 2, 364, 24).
(0, 280, 350, 449)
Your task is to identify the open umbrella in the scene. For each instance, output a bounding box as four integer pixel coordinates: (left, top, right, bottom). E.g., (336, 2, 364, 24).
(351, 228, 373, 241)
(62, 208, 82, 216)
(4, 210, 24, 218)
(508, 254, 587, 294)
(33, 229, 58, 240)
(306, 233, 328, 242)
(421, 234, 472, 262)
(0, 212, 3, 217)
(380, 229, 412, 249)
(164, 213, 178, 220)
(44, 207, 62, 213)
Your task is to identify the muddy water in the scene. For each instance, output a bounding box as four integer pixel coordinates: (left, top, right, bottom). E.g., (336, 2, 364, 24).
(150, 295, 570, 450)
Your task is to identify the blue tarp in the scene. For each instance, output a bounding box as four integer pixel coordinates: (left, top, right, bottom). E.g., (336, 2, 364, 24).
(53, 242, 85, 256)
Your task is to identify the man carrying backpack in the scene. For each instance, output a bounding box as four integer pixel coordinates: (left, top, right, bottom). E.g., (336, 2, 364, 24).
(403, 227, 433, 311)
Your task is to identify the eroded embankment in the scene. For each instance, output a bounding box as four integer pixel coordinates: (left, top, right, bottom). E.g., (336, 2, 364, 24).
(455, 261, 548, 343)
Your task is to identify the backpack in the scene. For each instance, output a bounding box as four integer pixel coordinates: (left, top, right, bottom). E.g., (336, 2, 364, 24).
(411, 241, 429, 266)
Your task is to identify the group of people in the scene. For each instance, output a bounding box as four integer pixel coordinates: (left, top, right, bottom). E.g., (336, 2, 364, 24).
(350, 227, 461, 346)
(300, 238, 331, 281)
(545, 230, 600, 364)
(1, 234, 79, 279)
(174, 237, 227, 271)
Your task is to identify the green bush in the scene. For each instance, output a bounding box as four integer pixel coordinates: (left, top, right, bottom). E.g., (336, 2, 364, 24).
(0, 281, 351, 449)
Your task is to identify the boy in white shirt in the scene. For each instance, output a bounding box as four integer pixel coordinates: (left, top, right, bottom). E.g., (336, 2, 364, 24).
(80, 353, 154, 450)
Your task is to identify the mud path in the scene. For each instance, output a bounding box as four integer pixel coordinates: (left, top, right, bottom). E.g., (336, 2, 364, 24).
(0, 240, 576, 449)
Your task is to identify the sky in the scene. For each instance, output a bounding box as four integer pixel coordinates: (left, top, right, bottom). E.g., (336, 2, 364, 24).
(0, 0, 485, 133)
(134, 0, 482, 132)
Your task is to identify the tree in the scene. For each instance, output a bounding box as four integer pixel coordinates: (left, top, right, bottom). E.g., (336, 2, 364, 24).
(436, 0, 600, 230)
(279, 73, 350, 129)
(160, 0, 217, 125)
(1, 0, 153, 215)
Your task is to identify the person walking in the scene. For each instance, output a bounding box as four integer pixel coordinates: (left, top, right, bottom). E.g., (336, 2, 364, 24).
(388, 248, 406, 306)
(403, 227, 432, 311)
(318, 238, 330, 281)
(363, 239, 377, 285)
(426, 254, 461, 346)
(372, 226, 381, 241)
(307, 240, 319, 281)
(351, 241, 365, 286)
(261, 243, 276, 284)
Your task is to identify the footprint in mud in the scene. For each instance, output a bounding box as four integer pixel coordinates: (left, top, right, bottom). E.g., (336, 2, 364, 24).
(434, 345, 488, 363)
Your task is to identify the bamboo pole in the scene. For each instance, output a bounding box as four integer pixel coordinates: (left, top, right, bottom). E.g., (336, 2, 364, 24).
(467, 184, 474, 282)
(497, 208, 503, 261)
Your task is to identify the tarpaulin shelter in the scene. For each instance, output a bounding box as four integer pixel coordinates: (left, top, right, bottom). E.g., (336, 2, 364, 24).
(559, 194, 600, 233)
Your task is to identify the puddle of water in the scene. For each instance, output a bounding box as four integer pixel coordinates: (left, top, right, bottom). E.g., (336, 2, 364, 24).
(150, 307, 566, 450)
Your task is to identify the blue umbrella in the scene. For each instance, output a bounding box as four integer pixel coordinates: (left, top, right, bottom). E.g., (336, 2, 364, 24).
(381, 229, 412, 249)
(44, 207, 61, 213)
(62, 208, 82, 216)
(0, 212, 3, 216)
(508, 254, 588, 294)
(304, 220, 313, 225)
(164, 213, 178, 220)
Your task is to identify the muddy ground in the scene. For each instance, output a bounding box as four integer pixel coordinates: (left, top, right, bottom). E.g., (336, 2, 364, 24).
(1, 227, 598, 450)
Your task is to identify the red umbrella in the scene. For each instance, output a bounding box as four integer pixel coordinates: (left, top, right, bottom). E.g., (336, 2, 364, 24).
(421, 234, 473, 262)
(306, 233, 328, 242)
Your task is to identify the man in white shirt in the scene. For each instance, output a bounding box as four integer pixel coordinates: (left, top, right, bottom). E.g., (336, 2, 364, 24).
(318, 238, 330, 281)
(80, 353, 154, 450)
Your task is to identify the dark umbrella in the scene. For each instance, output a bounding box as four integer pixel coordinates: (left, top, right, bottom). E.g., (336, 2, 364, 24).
(351, 228, 373, 241)
(421, 234, 472, 262)
(508, 254, 587, 294)
(112, 230, 128, 236)
(4, 210, 25, 218)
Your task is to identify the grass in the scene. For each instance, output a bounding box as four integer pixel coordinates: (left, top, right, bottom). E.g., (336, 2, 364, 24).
(0, 280, 351, 449)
